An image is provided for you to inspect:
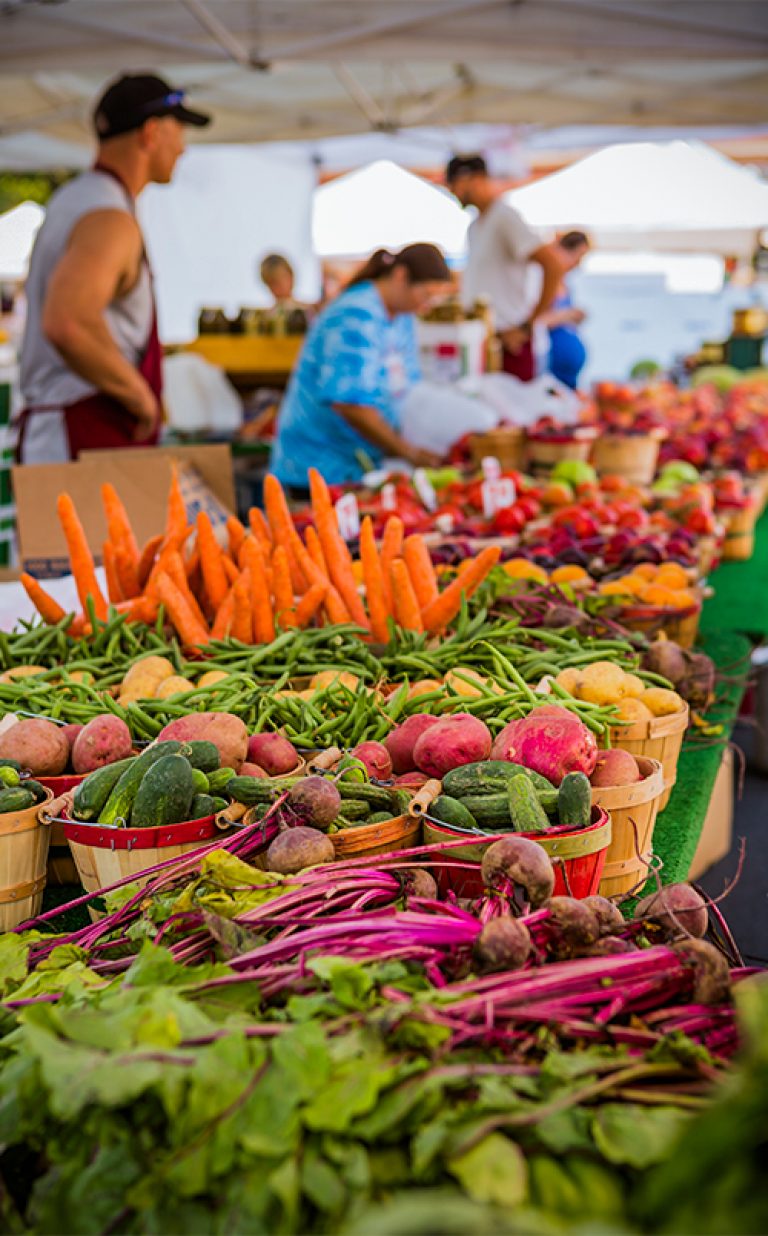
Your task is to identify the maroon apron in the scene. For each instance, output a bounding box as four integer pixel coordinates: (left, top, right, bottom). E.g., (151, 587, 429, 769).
(502, 339, 536, 382)
(16, 164, 162, 462)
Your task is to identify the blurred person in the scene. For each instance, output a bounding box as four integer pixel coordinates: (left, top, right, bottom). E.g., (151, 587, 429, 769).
(538, 231, 591, 389)
(446, 153, 563, 381)
(270, 243, 451, 494)
(259, 253, 317, 321)
(17, 73, 210, 463)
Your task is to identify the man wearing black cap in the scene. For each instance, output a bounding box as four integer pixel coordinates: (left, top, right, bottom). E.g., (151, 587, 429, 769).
(17, 73, 210, 463)
(446, 154, 563, 383)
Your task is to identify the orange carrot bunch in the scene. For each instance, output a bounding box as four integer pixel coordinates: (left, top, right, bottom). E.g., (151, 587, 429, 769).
(22, 464, 500, 648)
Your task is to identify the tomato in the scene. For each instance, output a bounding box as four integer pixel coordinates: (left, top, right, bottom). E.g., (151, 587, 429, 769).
(490, 506, 525, 536)
(515, 496, 542, 521)
(616, 507, 649, 532)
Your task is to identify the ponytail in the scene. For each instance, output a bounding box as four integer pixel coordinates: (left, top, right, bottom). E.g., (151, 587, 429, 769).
(346, 242, 450, 289)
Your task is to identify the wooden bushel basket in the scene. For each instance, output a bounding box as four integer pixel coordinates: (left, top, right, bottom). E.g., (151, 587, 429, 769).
(525, 427, 597, 476)
(38, 774, 85, 886)
(609, 703, 689, 812)
(0, 788, 53, 931)
(590, 431, 662, 486)
(592, 757, 665, 898)
(721, 503, 757, 561)
(468, 426, 526, 470)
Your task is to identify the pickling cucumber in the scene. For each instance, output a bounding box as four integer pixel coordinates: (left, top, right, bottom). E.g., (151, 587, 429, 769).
(0, 786, 36, 813)
(131, 754, 196, 829)
(429, 795, 478, 830)
(557, 771, 592, 829)
(97, 742, 185, 825)
(72, 756, 135, 822)
(184, 741, 220, 773)
(508, 774, 549, 834)
(442, 761, 555, 798)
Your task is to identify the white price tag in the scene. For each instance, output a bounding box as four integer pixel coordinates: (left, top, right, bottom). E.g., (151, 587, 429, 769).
(481, 455, 502, 481)
(335, 492, 361, 542)
(435, 512, 455, 535)
(482, 478, 516, 520)
(412, 468, 438, 513)
(381, 483, 398, 511)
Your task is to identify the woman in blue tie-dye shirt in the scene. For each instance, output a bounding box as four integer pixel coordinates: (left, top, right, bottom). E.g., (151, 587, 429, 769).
(271, 244, 450, 494)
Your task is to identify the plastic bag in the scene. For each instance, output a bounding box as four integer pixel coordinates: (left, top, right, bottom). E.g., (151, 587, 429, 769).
(457, 372, 582, 428)
(399, 380, 497, 454)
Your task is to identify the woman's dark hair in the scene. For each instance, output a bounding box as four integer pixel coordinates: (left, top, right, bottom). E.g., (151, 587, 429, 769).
(559, 230, 590, 252)
(347, 243, 451, 288)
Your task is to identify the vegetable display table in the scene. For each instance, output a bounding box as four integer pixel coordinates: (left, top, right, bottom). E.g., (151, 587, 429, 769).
(700, 511, 768, 638)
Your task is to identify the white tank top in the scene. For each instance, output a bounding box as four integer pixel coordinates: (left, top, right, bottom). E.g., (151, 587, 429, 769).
(20, 170, 153, 409)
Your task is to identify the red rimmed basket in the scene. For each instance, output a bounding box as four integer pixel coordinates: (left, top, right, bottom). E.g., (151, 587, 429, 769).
(423, 806, 611, 901)
(525, 426, 598, 476)
(38, 774, 86, 885)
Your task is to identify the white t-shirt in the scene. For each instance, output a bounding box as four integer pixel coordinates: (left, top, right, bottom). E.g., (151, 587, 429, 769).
(461, 198, 542, 330)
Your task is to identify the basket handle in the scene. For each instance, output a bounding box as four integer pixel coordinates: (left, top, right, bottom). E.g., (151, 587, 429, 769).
(307, 746, 343, 773)
(407, 779, 443, 817)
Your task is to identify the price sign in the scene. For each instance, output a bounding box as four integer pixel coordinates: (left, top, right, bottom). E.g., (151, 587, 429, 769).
(335, 492, 360, 542)
(412, 468, 438, 513)
(381, 483, 398, 511)
(435, 512, 455, 535)
(481, 455, 502, 481)
(482, 477, 516, 520)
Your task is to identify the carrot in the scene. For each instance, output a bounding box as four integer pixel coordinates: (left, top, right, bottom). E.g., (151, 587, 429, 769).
(403, 534, 439, 611)
(20, 573, 67, 626)
(290, 528, 349, 625)
(305, 524, 328, 576)
(226, 515, 247, 563)
(308, 469, 369, 629)
(137, 533, 163, 590)
(421, 546, 501, 634)
(359, 516, 390, 644)
(196, 511, 229, 612)
(211, 588, 235, 640)
(231, 573, 253, 643)
(164, 463, 188, 547)
(272, 545, 297, 628)
(155, 572, 210, 647)
(56, 493, 108, 621)
(163, 550, 209, 633)
(248, 507, 273, 554)
(379, 516, 404, 613)
(101, 541, 123, 604)
(263, 474, 306, 592)
(242, 537, 277, 644)
(115, 596, 160, 624)
(113, 545, 140, 600)
(390, 558, 424, 633)
(294, 581, 327, 628)
(100, 482, 139, 559)
(222, 555, 240, 586)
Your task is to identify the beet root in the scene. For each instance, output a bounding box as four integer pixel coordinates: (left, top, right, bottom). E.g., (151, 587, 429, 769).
(285, 776, 341, 830)
(634, 883, 708, 939)
(480, 836, 555, 909)
(406, 869, 438, 901)
(642, 638, 688, 687)
(673, 938, 730, 1004)
(582, 895, 626, 937)
(266, 826, 335, 874)
(583, 935, 638, 956)
(473, 916, 532, 973)
(542, 896, 600, 958)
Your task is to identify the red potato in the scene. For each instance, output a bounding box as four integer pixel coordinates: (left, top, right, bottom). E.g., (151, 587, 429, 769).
(246, 733, 301, 777)
(350, 741, 392, 780)
(60, 723, 84, 758)
(0, 718, 69, 777)
(590, 749, 641, 787)
(159, 712, 248, 772)
(491, 705, 598, 786)
(384, 714, 440, 774)
(239, 762, 268, 778)
(393, 771, 432, 789)
(72, 715, 133, 774)
(413, 713, 492, 779)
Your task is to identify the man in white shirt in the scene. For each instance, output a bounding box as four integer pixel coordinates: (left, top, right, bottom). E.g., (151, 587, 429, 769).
(446, 154, 563, 381)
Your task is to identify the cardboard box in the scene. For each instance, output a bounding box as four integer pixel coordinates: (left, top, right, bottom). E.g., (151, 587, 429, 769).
(12, 444, 235, 577)
(688, 746, 734, 881)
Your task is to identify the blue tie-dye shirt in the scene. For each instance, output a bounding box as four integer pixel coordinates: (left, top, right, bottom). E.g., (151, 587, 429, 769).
(270, 280, 421, 486)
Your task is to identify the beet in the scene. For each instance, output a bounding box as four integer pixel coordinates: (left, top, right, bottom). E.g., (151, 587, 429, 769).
(542, 605, 590, 632)
(407, 869, 438, 900)
(582, 895, 626, 936)
(585, 935, 637, 956)
(542, 896, 600, 958)
(351, 741, 393, 780)
(474, 916, 531, 973)
(642, 639, 687, 687)
(481, 836, 555, 908)
(385, 714, 440, 775)
(266, 826, 335, 874)
(490, 705, 598, 786)
(679, 652, 716, 710)
(247, 733, 300, 776)
(673, 938, 730, 1004)
(634, 883, 708, 939)
(285, 776, 341, 830)
(413, 713, 492, 778)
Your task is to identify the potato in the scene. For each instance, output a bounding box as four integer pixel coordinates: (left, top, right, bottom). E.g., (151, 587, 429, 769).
(158, 711, 248, 772)
(622, 673, 646, 699)
(309, 670, 359, 691)
(577, 661, 627, 706)
(642, 687, 685, 717)
(408, 679, 444, 700)
(197, 669, 231, 689)
(0, 665, 47, 684)
(444, 668, 488, 699)
(0, 718, 69, 776)
(555, 667, 582, 696)
(72, 715, 133, 773)
(591, 749, 642, 787)
(120, 655, 175, 701)
(154, 676, 193, 699)
(613, 697, 653, 724)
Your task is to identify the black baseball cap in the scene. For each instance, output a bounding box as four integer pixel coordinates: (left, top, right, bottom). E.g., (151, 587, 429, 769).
(445, 153, 488, 184)
(94, 73, 211, 140)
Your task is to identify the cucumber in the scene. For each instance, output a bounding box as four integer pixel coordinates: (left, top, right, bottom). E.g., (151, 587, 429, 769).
(0, 759, 21, 773)
(336, 798, 370, 821)
(131, 754, 196, 829)
(226, 776, 284, 806)
(210, 796, 228, 813)
(454, 792, 512, 829)
(429, 795, 478, 830)
(207, 766, 236, 793)
(73, 756, 135, 822)
(0, 787, 36, 813)
(191, 768, 210, 795)
(367, 811, 395, 824)
(337, 780, 395, 809)
(98, 742, 185, 825)
(188, 793, 217, 820)
(23, 779, 48, 804)
(443, 761, 555, 798)
(184, 741, 220, 773)
(0, 765, 20, 787)
(508, 774, 549, 834)
(557, 772, 592, 829)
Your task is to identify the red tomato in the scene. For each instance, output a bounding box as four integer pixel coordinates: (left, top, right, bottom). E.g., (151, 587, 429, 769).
(490, 507, 525, 535)
(515, 496, 542, 521)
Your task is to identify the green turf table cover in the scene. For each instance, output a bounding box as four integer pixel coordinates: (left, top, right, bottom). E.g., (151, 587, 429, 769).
(700, 510, 768, 638)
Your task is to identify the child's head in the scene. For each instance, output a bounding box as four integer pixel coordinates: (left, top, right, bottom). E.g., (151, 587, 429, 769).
(260, 253, 294, 300)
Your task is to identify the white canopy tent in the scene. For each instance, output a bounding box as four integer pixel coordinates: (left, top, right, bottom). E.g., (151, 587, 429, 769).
(1, 1, 767, 163)
(0, 202, 45, 281)
(508, 140, 768, 256)
(313, 160, 469, 259)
